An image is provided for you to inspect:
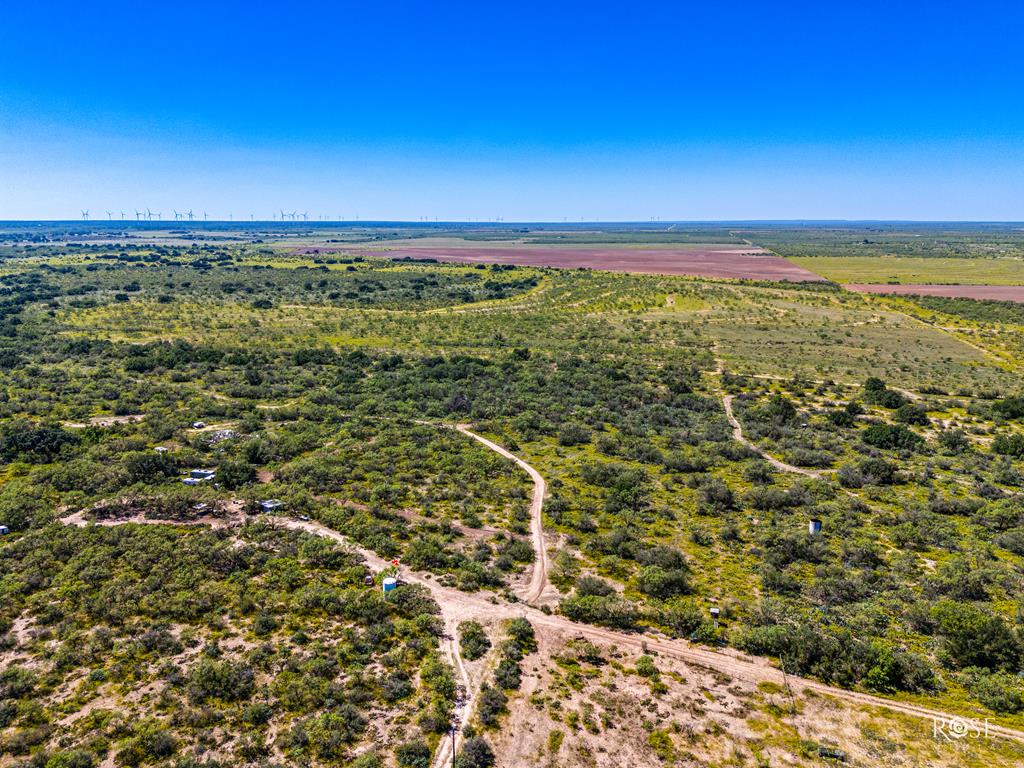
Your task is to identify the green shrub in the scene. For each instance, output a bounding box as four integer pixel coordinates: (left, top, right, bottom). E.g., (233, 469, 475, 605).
(932, 600, 1022, 671)
(895, 404, 929, 425)
(477, 684, 507, 727)
(861, 423, 922, 451)
(559, 594, 640, 629)
(635, 654, 659, 678)
(505, 618, 536, 655)
(456, 736, 495, 768)
(964, 668, 1024, 713)
(396, 740, 431, 768)
(635, 565, 691, 599)
(993, 433, 1024, 457)
(458, 620, 491, 661)
(186, 658, 255, 704)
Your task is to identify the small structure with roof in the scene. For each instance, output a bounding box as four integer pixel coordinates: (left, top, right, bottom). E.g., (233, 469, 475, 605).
(259, 499, 284, 512)
(808, 518, 823, 535)
(0, 525, 9, 535)
(183, 468, 216, 486)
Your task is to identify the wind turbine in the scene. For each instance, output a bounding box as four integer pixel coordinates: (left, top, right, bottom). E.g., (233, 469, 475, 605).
(203, 211, 208, 221)
(173, 210, 181, 221)
(301, 211, 308, 222)
(81, 210, 89, 221)
(289, 210, 297, 221)
(135, 210, 143, 221)
(105, 211, 113, 220)
(279, 209, 286, 221)
(120, 211, 126, 220)
(186, 210, 194, 221)
(146, 208, 153, 221)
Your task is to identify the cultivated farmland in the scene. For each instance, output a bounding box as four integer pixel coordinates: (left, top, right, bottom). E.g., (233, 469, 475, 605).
(352, 245, 826, 282)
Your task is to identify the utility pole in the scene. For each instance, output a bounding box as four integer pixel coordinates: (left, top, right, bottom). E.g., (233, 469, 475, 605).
(780, 655, 797, 715)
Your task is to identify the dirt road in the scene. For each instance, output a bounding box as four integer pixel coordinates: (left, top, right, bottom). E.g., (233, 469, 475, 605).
(59, 425, 1024, 759)
(60, 506, 1024, 751)
(281, 518, 484, 768)
(277, 517, 1024, 746)
(722, 394, 825, 478)
(454, 425, 551, 605)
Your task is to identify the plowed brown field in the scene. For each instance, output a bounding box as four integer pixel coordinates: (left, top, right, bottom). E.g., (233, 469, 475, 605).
(298, 244, 826, 281)
(845, 283, 1024, 302)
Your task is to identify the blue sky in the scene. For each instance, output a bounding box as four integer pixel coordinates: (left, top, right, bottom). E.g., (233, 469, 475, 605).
(2, 1, 1023, 220)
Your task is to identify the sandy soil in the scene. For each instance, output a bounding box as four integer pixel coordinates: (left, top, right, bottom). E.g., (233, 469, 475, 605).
(62, 414, 145, 428)
(492, 630, 1022, 768)
(845, 283, 1024, 302)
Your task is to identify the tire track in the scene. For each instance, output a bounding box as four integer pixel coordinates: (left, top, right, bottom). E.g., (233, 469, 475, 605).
(453, 425, 550, 605)
(722, 393, 825, 478)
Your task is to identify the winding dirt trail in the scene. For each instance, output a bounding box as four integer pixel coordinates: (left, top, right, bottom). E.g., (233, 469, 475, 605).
(454, 425, 551, 605)
(722, 394, 825, 478)
(58, 426, 1024, 758)
(60, 506, 1024, 751)
(224, 514, 1024, 746)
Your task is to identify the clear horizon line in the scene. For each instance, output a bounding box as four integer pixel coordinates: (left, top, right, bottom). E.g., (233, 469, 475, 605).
(2, 218, 1023, 226)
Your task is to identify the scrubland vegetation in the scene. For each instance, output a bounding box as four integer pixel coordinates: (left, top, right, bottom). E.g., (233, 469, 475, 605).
(1, 224, 1024, 766)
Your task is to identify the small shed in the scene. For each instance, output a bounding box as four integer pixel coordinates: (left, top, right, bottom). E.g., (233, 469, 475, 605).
(189, 469, 216, 481)
(808, 518, 823, 535)
(192, 421, 206, 429)
(182, 478, 201, 486)
(154, 446, 169, 453)
(260, 499, 283, 512)
(0, 525, 9, 535)
(382, 577, 398, 594)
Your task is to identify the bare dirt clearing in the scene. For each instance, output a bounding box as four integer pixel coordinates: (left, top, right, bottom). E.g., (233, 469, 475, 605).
(845, 283, 1024, 302)
(61, 414, 145, 428)
(298, 244, 825, 281)
(492, 629, 1022, 768)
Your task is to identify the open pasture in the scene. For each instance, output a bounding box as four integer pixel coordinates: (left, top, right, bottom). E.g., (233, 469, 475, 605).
(790, 255, 1024, 285)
